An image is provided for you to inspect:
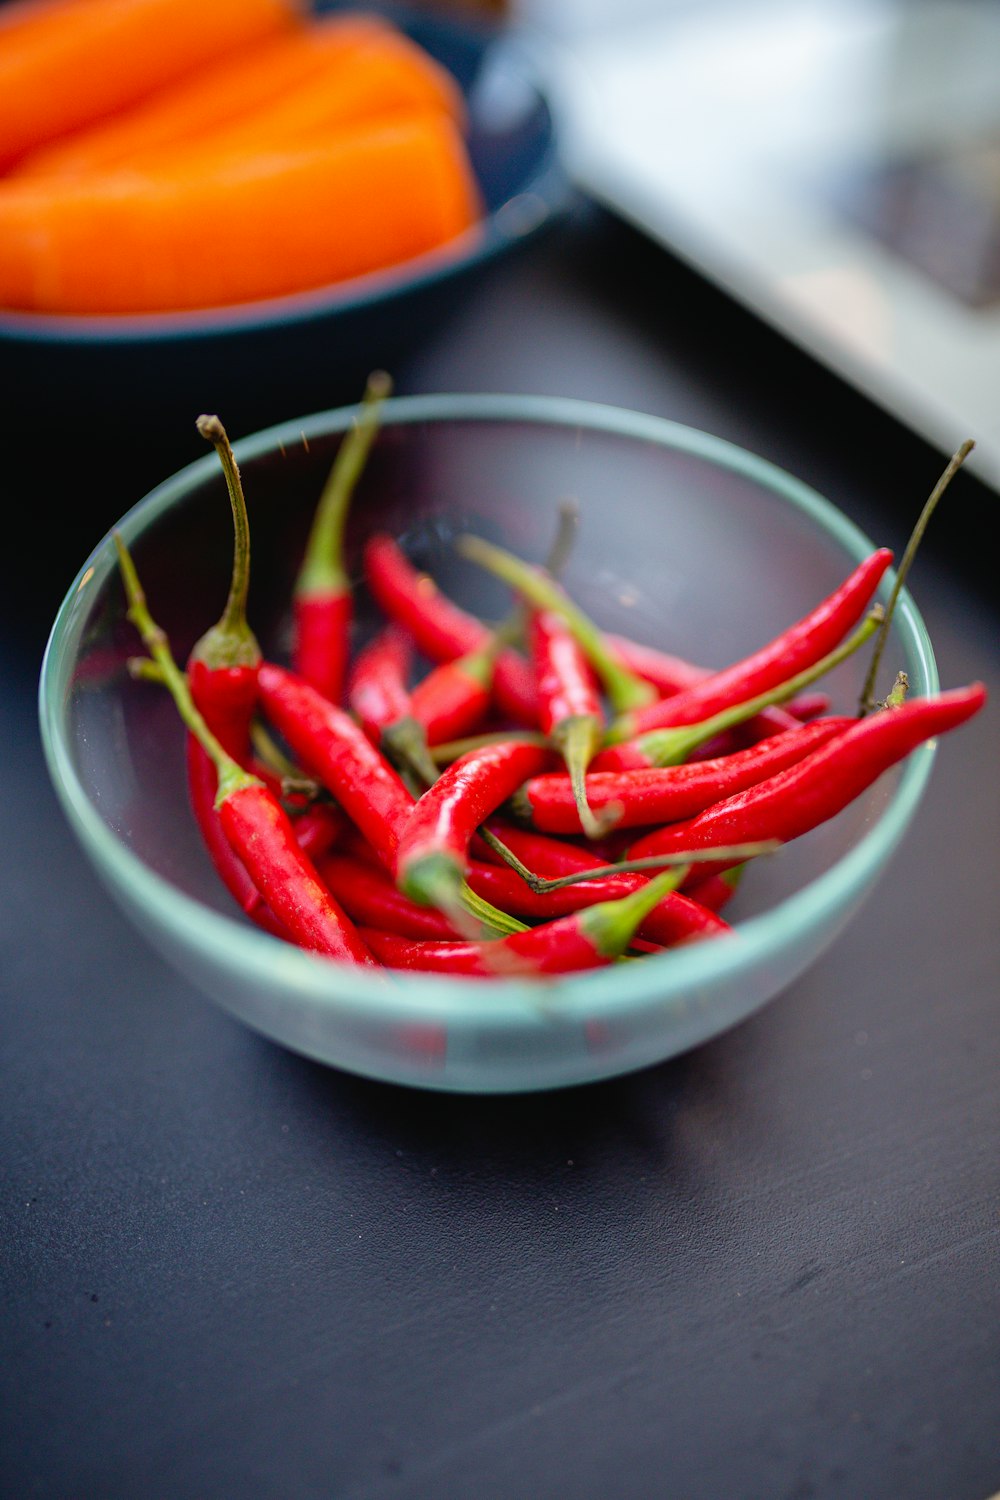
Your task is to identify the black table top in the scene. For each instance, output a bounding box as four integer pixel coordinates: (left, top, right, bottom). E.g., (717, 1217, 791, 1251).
(3, 205, 998, 1500)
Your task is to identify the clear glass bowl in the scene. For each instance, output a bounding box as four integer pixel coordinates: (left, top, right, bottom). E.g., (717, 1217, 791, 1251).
(39, 395, 938, 1093)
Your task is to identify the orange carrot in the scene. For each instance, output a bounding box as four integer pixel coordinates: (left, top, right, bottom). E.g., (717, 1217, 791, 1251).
(12, 11, 401, 180)
(0, 113, 484, 314)
(17, 20, 467, 180)
(0, 0, 302, 172)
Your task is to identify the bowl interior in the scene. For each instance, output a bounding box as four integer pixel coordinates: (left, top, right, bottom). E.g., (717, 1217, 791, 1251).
(40, 396, 939, 1091)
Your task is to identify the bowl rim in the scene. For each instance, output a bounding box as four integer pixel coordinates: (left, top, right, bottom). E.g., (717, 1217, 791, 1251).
(38, 393, 940, 1028)
(0, 20, 570, 346)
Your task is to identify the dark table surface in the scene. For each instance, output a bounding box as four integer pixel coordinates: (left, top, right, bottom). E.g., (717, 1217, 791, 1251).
(3, 204, 998, 1500)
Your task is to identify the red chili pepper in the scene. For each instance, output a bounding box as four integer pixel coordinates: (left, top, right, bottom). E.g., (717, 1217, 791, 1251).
(115, 536, 377, 965)
(290, 801, 345, 862)
(610, 548, 894, 741)
(529, 608, 607, 837)
(626, 684, 987, 874)
(291, 372, 390, 704)
(464, 856, 730, 945)
(346, 624, 413, 743)
(379, 634, 501, 789)
(605, 630, 821, 737)
(186, 415, 261, 747)
(475, 821, 729, 945)
(184, 734, 287, 938)
(455, 532, 657, 714)
(317, 855, 460, 940)
(363, 532, 539, 724)
(180, 415, 272, 925)
(394, 739, 557, 912)
(257, 661, 414, 869)
(683, 867, 744, 914)
(406, 636, 498, 745)
(595, 608, 881, 770)
(360, 865, 695, 975)
(515, 718, 853, 833)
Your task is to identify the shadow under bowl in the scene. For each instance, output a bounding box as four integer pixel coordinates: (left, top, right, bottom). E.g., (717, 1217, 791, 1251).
(39, 394, 939, 1093)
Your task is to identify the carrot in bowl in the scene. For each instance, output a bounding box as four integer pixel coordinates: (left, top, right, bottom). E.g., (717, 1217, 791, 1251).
(0, 112, 484, 314)
(11, 10, 414, 180)
(128, 28, 468, 169)
(0, 0, 302, 172)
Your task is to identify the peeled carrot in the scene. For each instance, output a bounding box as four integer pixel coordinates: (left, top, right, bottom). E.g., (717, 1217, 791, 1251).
(12, 12, 434, 181)
(0, 113, 484, 314)
(0, 0, 302, 172)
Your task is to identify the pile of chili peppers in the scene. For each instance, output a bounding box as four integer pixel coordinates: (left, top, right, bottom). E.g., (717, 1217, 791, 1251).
(116, 384, 987, 979)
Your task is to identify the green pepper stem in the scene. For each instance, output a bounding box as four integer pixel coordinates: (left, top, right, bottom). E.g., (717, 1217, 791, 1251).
(580, 865, 691, 958)
(295, 371, 391, 598)
(553, 713, 614, 839)
(430, 730, 548, 764)
(381, 716, 441, 790)
(881, 671, 909, 709)
(459, 882, 528, 937)
(859, 438, 973, 714)
(114, 533, 259, 806)
(194, 414, 259, 669)
(455, 533, 656, 713)
(617, 608, 883, 763)
(478, 826, 779, 894)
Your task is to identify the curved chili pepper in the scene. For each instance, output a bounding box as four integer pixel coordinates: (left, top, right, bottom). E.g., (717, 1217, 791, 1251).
(455, 532, 656, 714)
(380, 634, 500, 788)
(317, 854, 460, 940)
(605, 631, 823, 740)
(346, 624, 413, 743)
(363, 532, 539, 724)
(683, 866, 744, 914)
(180, 415, 273, 926)
(186, 414, 261, 749)
(394, 739, 557, 912)
(515, 718, 853, 833)
(115, 535, 377, 965)
(529, 607, 607, 837)
(184, 734, 287, 938)
(464, 856, 730, 945)
(360, 866, 695, 975)
(595, 608, 880, 770)
(610, 548, 893, 741)
(475, 821, 730, 946)
(626, 684, 987, 875)
(257, 661, 414, 869)
(292, 372, 390, 704)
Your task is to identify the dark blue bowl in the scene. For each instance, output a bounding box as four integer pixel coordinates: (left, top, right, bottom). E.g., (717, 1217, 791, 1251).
(0, 4, 572, 441)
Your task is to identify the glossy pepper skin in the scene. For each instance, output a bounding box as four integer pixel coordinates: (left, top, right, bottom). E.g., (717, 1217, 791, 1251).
(115, 531, 377, 966)
(363, 532, 539, 724)
(184, 416, 272, 928)
(257, 661, 415, 868)
(292, 373, 390, 705)
(360, 866, 698, 974)
(626, 684, 988, 875)
(464, 857, 730, 946)
(475, 821, 729, 946)
(606, 632, 821, 740)
(394, 739, 557, 907)
(218, 783, 377, 964)
(317, 854, 460, 940)
(516, 718, 853, 833)
(346, 625, 413, 743)
(612, 548, 893, 740)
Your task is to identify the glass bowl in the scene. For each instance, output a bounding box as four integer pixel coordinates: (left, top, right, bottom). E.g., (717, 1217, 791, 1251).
(39, 395, 939, 1093)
